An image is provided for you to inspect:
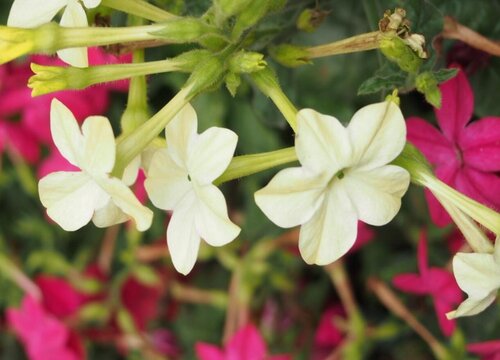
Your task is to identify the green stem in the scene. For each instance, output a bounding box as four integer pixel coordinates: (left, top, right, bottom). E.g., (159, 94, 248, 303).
(250, 67, 298, 132)
(0, 253, 41, 299)
(100, 0, 176, 22)
(215, 147, 297, 185)
(306, 31, 381, 59)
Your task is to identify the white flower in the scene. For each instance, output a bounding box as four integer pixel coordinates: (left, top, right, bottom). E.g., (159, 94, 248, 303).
(447, 237, 500, 319)
(255, 101, 410, 265)
(7, 0, 102, 67)
(39, 99, 153, 231)
(145, 104, 240, 275)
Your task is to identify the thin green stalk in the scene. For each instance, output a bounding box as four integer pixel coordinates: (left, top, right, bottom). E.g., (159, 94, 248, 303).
(100, 0, 176, 22)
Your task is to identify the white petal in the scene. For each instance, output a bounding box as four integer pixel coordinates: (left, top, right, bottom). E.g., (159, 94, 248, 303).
(122, 155, 141, 186)
(296, 108, 351, 173)
(255, 167, 327, 228)
(447, 294, 497, 319)
(348, 101, 406, 171)
(39, 171, 109, 231)
(92, 200, 129, 228)
(453, 252, 500, 301)
(7, 0, 67, 27)
(82, 0, 101, 8)
(97, 176, 153, 231)
(188, 127, 238, 184)
(194, 184, 240, 246)
(343, 165, 410, 226)
(165, 103, 197, 168)
(80, 116, 115, 175)
(57, 3, 89, 68)
(50, 99, 83, 167)
(299, 180, 358, 265)
(167, 191, 200, 275)
(145, 149, 191, 210)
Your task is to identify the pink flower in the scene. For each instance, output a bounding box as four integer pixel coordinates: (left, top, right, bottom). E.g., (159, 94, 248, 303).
(406, 66, 500, 226)
(313, 305, 345, 359)
(36, 276, 86, 319)
(7, 296, 84, 360)
(392, 231, 462, 336)
(467, 340, 500, 360)
(195, 324, 290, 360)
(349, 222, 375, 253)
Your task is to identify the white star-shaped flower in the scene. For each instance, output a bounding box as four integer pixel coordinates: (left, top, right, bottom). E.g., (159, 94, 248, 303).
(39, 99, 153, 231)
(255, 101, 410, 265)
(7, 0, 102, 67)
(145, 103, 240, 275)
(447, 237, 500, 318)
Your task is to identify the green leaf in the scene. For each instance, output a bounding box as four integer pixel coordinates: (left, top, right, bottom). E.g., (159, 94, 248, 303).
(433, 68, 458, 83)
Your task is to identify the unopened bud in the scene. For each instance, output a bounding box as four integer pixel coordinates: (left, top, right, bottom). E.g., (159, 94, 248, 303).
(270, 44, 311, 68)
(225, 72, 241, 97)
(415, 71, 441, 108)
(296, 8, 329, 33)
(229, 51, 266, 73)
(379, 35, 422, 73)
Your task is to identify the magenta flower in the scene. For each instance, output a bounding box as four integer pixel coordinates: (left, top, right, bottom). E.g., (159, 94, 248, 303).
(313, 305, 345, 359)
(467, 340, 500, 360)
(36, 276, 86, 319)
(406, 66, 500, 226)
(7, 296, 84, 360)
(392, 231, 463, 336)
(195, 324, 290, 360)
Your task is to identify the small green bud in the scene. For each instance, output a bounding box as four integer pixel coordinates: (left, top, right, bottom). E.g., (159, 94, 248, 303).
(29, 63, 88, 96)
(225, 72, 241, 97)
(270, 44, 311, 68)
(416, 71, 441, 108)
(229, 51, 266, 74)
(79, 302, 110, 323)
(385, 89, 401, 106)
(72, 278, 103, 294)
(117, 308, 137, 334)
(296, 8, 329, 33)
(232, 0, 270, 40)
(150, 18, 222, 44)
(379, 35, 422, 73)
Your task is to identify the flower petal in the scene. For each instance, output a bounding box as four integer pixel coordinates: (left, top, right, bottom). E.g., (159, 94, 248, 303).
(7, 0, 67, 27)
(82, 0, 101, 8)
(447, 294, 496, 319)
(425, 162, 460, 227)
(165, 103, 198, 168)
(145, 149, 191, 210)
(39, 171, 108, 231)
(57, 3, 89, 68)
(167, 191, 201, 275)
(195, 343, 224, 360)
(460, 117, 500, 172)
(194, 184, 240, 246)
(343, 165, 410, 226)
(92, 200, 129, 228)
(97, 177, 153, 231)
(255, 167, 327, 228)
(392, 274, 428, 294)
(453, 252, 500, 301)
(348, 101, 406, 171)
(80, 116, 115, 174)
(435, 67, 473, 142)
(434, 299, 456, 337)
(50, 99, 84, 167)
(226, 324, 267, 359)
(299, 180, 358, 265)
(296, 108, 351, 174)
(406, 117, 456, 166)
(188, 127, 238, 184)
(454, 167, 500, 209)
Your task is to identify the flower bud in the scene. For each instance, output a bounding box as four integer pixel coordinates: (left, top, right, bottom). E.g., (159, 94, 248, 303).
(415, 71, 441, 108)
(225, 72, 241, 97)
(379, 35, 422, 73)
(29, 63, 86, 96)
(151, 18, 222, 44)
(0, 26, 36, 65)
(229, 51, 266, 74)
(270, 44, 311, 68)
(296, 8, 329, 33)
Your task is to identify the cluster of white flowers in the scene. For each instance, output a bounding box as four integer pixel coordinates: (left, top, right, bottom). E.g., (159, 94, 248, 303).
(38, 98, 411, 276)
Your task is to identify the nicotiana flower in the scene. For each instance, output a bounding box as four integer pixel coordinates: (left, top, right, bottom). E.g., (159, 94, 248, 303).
(38, 99, 153, 231)
(447, 237, 500, 319)
(7, 0, 102, 67)
(145, 103, 240, 275)
(392, 231, 462, 336)
(407, 66, 500, 227)
(255, 101, 410, 265)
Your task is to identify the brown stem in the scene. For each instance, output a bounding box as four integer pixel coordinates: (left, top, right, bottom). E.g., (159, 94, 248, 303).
(324, 260, 359, 318)
(442, 16, 500, 56)
(136, 241, 169, 262)
(222, 270, 249, 344)
(170, 282, 226, 306)
(367, 277, 449, 359)
(306, 31, 381, 59)
(98, 225, 121, 274)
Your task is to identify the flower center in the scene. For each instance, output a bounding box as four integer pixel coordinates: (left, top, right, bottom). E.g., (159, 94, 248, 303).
(453, 145, 464, 167)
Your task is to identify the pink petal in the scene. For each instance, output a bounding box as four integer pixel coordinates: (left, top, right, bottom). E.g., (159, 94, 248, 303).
(36, 276, 85, 319)
(195, 343, 225, 360)
(454, 167, 500, 209)
(425, 268, 462, 304)
(226, 324, 267, 360)
(433, 299, 456, 337)
(349, 222, 375, 253)
(314, 306, 345, 347)
(460, 117, 500, 172)
(269, 356, 292, 360)
(121, 275, 162, 330)
(406, 117, 456, 166)
(392, 274, 428, 295)
(467, 340, 500, 356)
(435, 66, 474, 142)
(38, 148, 79, 179)
(0, 122, 40, 163)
